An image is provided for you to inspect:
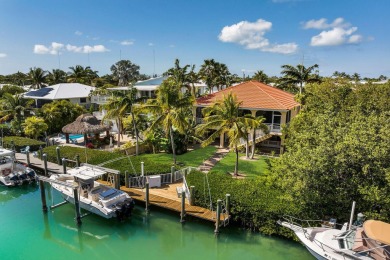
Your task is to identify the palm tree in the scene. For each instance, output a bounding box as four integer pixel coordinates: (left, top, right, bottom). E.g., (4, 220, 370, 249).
(279, 64, 320, 94)
(67, 65, 98, 84)
(252, 70, 269, 83)
(352, 73, 361, 83)
(196, 93, 256, 176)
(187, 65, 201, 98)
(249, 116, 268, 159)
(0, 93, 34, 134)
(47, 69, 67, 85)
(102, 88, 141, 152)
(28, 67, 47, 89)
(199, 59, 218, 93)
(140, 78, 192, 164)
(110, 60, 140, 86)
(214, 63, 232, 91)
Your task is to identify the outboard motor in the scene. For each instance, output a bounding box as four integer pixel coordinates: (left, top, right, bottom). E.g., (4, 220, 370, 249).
(9, 174, 21, 185)
(124, 198, 135, 218)
(18, 172, 28, 183)
(115, 202, 125, 221)
(27, 170, 36, 182)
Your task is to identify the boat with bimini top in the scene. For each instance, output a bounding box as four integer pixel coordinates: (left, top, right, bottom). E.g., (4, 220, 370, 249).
(0, 148, 37, 186)
(278, 205, 390, 259)
(49, 164, 134, 220)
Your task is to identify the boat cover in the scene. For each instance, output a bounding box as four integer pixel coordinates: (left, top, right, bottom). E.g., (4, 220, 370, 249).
(363, 220, 390, 245)
(67, 166, 107, 180)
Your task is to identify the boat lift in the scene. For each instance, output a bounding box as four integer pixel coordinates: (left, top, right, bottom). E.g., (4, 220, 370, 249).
(37, 163, 121, 225)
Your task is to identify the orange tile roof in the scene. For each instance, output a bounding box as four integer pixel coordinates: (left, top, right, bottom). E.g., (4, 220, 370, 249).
(196, 81, 300, 110)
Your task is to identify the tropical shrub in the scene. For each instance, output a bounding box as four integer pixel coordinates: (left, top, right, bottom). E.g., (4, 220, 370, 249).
(2, 136, 45, 152)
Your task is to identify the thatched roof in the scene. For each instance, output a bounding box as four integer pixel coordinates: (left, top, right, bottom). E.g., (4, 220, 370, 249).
(62, 114, 111, 134)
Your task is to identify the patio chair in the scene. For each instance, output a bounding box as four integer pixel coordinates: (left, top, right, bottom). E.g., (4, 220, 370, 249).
(20, 146, 30, 154)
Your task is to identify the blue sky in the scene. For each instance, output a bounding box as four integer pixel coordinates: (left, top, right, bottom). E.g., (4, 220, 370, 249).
(0, 0, 389, 78)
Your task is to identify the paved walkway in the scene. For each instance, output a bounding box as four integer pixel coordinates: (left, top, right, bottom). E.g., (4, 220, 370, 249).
(198, 146, 230, 173)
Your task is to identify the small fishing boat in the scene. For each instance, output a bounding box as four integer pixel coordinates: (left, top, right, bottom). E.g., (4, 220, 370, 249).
(278, 209, 390, 259)
(0, 148, 37, 186)
(49, 165, 134, 220)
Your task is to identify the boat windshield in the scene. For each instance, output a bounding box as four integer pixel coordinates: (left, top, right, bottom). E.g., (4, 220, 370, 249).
(336, 230, 356, 249)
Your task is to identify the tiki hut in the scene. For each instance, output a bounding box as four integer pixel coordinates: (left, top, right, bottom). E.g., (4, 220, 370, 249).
(62, 114, 111, 144)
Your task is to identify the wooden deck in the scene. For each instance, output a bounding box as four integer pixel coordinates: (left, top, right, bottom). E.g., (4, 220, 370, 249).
(14, 152, 230, 226)
(15, 152, 63, 174)
(99, 180, 229, 225)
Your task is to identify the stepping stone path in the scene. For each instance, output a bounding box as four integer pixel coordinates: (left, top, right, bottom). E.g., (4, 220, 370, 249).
(198, 147, 229, 173)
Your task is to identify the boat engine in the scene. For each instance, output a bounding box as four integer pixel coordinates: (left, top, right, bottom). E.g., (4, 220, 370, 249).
(115, 202, 126, 221)
(9, 174, 21, 185)
(124, 198, 135, 217)
(27, 170, 36, 182)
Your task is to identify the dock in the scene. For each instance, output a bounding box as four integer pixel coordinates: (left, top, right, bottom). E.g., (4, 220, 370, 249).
(15, 151, 230, 229)
(98, 180, 229, 225)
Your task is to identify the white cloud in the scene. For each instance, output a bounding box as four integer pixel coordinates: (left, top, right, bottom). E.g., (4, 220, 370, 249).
(303, 17, 363, 46)
(0, 53, 7, 58)
(148, 43, 154, 46)
(302, 17, 347, 29)
(66, 44, 109, 53)
(34, 42, 63, 55)
(218, 19, 298, 54)
(120, 40, 134, 46)
(34, 42, 109, 55)
(75, 31, 83, 36)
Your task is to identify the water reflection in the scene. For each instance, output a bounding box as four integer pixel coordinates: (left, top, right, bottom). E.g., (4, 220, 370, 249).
(0, 183, 38, 203)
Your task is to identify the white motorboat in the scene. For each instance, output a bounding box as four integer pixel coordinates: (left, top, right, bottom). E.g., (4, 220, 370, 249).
(278, 215, 390, 260)
(49, 165, 134, 220)
(0, 148, 37, 186)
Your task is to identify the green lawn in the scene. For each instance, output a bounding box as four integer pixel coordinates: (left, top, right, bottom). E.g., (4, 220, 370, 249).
(138, 145, 217, 167)
(211, 152, 272, 178)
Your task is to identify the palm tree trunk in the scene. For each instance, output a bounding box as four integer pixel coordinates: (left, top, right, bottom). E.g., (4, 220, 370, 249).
(117, 119, 121, 148)
(234, 145, 239, 176)
(299, 82, 303, 94)
(245, 134, 249, 159)
(250, 128, 256, 159)
(131, 112, 139, 155)
(169, 125, 177, 164)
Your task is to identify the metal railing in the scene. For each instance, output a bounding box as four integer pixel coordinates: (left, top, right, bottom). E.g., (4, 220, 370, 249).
(265, 123, 281, 133)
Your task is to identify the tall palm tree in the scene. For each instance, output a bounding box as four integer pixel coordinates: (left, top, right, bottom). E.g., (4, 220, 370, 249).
(199, 59, 218, 93)
(248, 116, 268, 159)
(110, 60, 140, 86)
(28, 67, 47, 89)
(196, 93, 256, 176)
(47, 69, 67, 85)
(102, 88, 141, 152)
(187, 65, 201, 98)
(279, 64, 320, 94)
(214, 63, 232, 91)
(67, 65, 98, 84)
(252, 70, 269, 83)
(140, 78, 192, 164)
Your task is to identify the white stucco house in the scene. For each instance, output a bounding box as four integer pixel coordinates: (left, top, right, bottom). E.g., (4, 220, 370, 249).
(23, 83, 95, 108)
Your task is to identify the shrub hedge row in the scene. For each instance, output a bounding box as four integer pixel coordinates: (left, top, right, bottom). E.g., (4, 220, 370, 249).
(2, 136, 45, 152)
(186, 170, 300, 237)
(42, 146, 173, 176)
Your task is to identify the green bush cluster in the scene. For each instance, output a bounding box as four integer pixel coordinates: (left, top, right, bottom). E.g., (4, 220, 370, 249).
(42, 146, 173, 176)
(186, 170, 300, 237)
(2, 136, 45, 152)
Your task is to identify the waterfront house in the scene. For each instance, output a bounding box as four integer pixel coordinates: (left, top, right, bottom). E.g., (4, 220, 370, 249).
(195, 80, 301, 153)
(23, 83, 95, 108)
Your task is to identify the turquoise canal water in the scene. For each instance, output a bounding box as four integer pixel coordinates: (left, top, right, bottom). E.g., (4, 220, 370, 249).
(0, 184, 313, 260)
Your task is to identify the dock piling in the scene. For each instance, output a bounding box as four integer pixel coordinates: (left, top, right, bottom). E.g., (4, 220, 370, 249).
(189, 186, 195, 206)
(39, 180, 48, 212)
(214, 199, 222, 235)
(26, 151, 30, 166)
(75, 155, 80, 167)
(180, 191, 186, 223)
(73, 188, 82, 225)
(39, 146, 43, 159)
(62, 158, 67, 174)
(43, 153, 48, 176)
(226, 194, 231, 216)
(141, 162, 144, 176)
(56, 147, 61, 165)
(125, 171, 129, 188)
(145, 182, 150, 213)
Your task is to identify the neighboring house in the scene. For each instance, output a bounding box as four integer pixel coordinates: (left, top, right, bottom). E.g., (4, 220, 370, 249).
(24, 83, 95, 108)
(195, 80, 301, 153)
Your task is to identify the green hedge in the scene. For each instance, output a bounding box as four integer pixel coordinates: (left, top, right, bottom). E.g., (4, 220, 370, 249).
(2, 136, 45, 152)
(42, 146, 173, 176)
(186, 170, 301, 237)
